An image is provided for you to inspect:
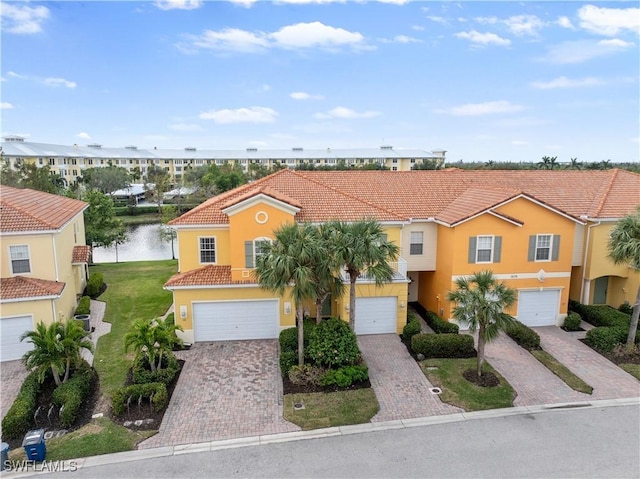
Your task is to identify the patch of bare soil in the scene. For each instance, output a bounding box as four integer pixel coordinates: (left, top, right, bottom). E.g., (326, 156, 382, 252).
(282, 376, 371, 395)
(462, 369, 500, 387)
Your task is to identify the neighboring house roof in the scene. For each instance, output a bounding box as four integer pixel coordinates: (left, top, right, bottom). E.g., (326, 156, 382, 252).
(165, 265, 255, 288)
(72, 245, 92, 264)
(0, 186, 88, 233)
(0, 276, 65, 301)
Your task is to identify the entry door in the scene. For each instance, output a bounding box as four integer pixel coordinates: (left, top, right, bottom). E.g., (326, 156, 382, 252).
(593, 277, 608, 304)
(408, 273, 419, 302)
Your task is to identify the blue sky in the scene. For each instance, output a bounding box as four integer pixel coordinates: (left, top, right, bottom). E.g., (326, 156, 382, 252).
(1, 1, 639, 164)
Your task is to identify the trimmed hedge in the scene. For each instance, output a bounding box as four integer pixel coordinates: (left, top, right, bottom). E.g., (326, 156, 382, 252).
(585, 327, 627, 353)
(619, 303, 634, 315)
(402, 312, 422, 341)
(86, 272, 104, 299)
(112, 382, 168, 416)
(52, 362, 95, 427)
(563, 312, 582, 331)
(279, 350, 297, 378)
(569, 301, 630, 328)
(411, 333, 476, 358)
(74, 296, 91, 316)
(279, 320, 317, 353)
(1, 371, 41, 440)
(319, 365, 369, 388)
(425, 311, 459, 334)
(132, 352, 180, 385)
(307, 318, 360, 368)
(506, 320, 541, 351)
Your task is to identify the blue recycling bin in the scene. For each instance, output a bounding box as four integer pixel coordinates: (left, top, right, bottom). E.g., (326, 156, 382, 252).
(1, 442, 9, 470)
(22, 429, 46, 461)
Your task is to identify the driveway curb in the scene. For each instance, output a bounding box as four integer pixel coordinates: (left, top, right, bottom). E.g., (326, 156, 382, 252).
(5, 397, 639, 478)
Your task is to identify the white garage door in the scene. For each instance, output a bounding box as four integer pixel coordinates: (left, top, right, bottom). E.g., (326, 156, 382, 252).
(355, 297, 398, 335)
(1, 315, 34, 362)
(192, 300, 279, 341)
(517, 289, 561, 327)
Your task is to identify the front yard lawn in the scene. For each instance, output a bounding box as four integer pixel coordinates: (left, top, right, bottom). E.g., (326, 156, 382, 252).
(420, 358, 515, 411)
(284, 389, 379, 430)
(619, 363, 640, 380)
(91, 260, 177, 398)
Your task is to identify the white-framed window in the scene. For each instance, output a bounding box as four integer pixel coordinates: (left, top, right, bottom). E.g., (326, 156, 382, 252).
(476, 235, 494, 263)
(409, 231, 423, 255)
(199, 237, 216, 263)
(535, 234, 552, 261)
(9, 245, 31, 274)
(254, 237, 271, 264)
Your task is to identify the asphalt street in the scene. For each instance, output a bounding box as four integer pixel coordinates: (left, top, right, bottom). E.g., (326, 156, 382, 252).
(25, 404, 640, 478)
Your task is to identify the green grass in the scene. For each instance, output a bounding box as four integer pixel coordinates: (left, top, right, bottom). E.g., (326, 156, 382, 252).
(530, 349, 593, 394)
(420, 358, 515, 411)
(284, 389, 379, 430)
(91, 260, 177, 398)
(620, 363, 640, 380)
(8, 418, 155, 462)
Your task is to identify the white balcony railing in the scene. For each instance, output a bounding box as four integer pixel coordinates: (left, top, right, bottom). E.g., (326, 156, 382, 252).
(340, 257, 407, 282)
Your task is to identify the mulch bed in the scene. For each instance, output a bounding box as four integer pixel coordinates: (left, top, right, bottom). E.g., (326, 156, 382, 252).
(579, 339, 640, 365)
(462, 369, 500, 387)
(282, 376, 371, 395)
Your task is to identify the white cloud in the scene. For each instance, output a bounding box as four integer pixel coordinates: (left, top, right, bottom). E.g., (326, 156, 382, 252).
(511, 140, 529, 146)
(391, 35, 421, 44)
(270, 22, 364, 49)
(557, 16, 575, 30)
(155, 0, 203, 10)
(314, 106, 380, 120)
(44, 77, 77, 88)
(76, 132, 91, 139)
(474, 16, 498, 25)
(0, 2, 49, 34)
(427, 16, 447, 25)
(503, 15, 544, 36)
(412, 25, 425, 31)
(199, 106, 278, 124)
(290, 92, 324, 100)
(182, 21, 365, 53)
(577, 5, 640, 36)
(169, 123, 205, 132)
(530, 76, 604, 89)
(1, 102, 14, 109)
(228, 0, 257, 6)
(543, 39, 634, 64)
(437, 100, 524, 116)
(455, 30, 510, 47)
(7, 71, 24, 79)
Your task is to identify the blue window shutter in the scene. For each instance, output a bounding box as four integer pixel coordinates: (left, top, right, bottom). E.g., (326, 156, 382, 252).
(468, 237, 477, 264)
(245, 241, 254, 268)
(528, 236, 536, 261)
(494, 236, 502, 263)
(552, 235, 560, 261)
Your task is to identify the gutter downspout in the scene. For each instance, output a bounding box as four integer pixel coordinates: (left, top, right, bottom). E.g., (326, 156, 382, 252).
(581, 219, 601, 304)
(51, 233, 60, 281)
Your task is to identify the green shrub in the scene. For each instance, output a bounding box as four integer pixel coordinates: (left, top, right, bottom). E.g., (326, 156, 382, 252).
(279, 350, 297, 378)
(74, 296, 91, 316)
(52, 362, 95, 427)
(585, 327, 627, 353)
(288, 364, 324, 386)
(112, 382, 168, 416)
(402, 313, 422, 341)
(0, 371, 41, 440)
(619, 303, 634, 315)
(132, 352, 180, 385)
(279, 327, 298, 352)
(570, 303, 630, 328)
(307, 318, 360, 368)
(425, 311, 459, 334)
(411, 333, 476, 358)
(506, 320, 541, 350)
(319, 365, 369, 388)
(86, 272, 104, 298)
(563, 312, 582, 331)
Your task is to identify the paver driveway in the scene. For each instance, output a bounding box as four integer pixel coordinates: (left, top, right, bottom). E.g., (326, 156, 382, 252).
(358, 334, 462, 421)
(139, 340, 299, 449)
(1, 360, 28, 429)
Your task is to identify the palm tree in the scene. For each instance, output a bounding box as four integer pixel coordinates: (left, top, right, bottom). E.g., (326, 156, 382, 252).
(21, 322, 66, 386)
(125, 318, 160, 372)
(152, 316, 184, 370)
(568, 157, 582, 170)
(447, 271, 517, 378)
(59, 319, 93, 382)
(537, 156, 558, 170)
(327, 219, 400, 332)
(608, 207, 640, 349)
(255, 223, 320, 366)
(313, 224, 344, 323)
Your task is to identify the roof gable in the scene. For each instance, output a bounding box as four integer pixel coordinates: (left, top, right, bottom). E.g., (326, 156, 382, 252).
(0, 276, 65, 302)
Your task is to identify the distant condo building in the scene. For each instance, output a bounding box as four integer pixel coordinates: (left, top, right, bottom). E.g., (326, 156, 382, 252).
(1, 136, 446, 185)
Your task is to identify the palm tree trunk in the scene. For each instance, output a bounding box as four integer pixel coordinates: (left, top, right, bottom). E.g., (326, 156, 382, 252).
(349, 276, 357, 331)
(477, 324, 485, 378)
(297, 304, 304, 366)
(52, 367, 62, 387)
(626, 285, 640, 349)
(315, 299, 323, 325)
(63, 358, 71, 383)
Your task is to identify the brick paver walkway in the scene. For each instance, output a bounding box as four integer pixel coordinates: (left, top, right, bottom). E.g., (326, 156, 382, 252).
(358, 334, 462, 422)
(81, 300, 110, 366)
(479, 332, 588, 406)
(139, 340, 299, 449)
(1, 360, 28, 429)
(534, 326, 640, 399)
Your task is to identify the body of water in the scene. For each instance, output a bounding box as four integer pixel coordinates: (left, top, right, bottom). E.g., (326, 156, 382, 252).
(92, 223, 175, 263)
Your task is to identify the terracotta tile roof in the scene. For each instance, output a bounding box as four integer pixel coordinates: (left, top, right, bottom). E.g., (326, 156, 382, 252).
(0, 186, 88, 233)
(437, 188, 522, 225)
(221, 185, 303, 210)
(164, 265, 256, 288)
(0, 276, 65, 301)
(72, 245, 92, 264)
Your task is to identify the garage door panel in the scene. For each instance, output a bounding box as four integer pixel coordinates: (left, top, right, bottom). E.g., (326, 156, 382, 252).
(193, 300, 278, 341)
(517, 290, 560, 327)
(1, 315, 34, 362)
(355, 297, 397, 335)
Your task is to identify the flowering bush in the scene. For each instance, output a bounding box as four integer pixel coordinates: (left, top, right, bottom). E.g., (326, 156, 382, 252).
(307, 318, 361, 368)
